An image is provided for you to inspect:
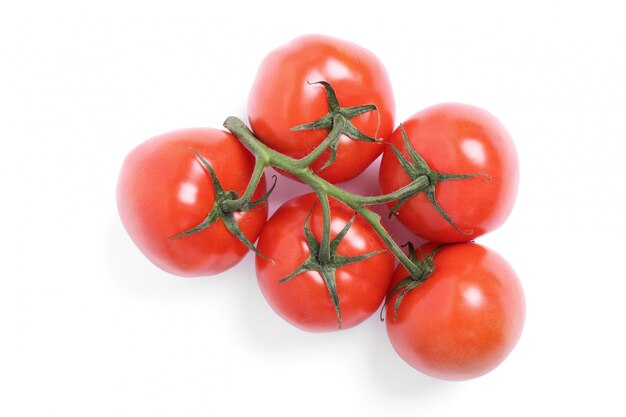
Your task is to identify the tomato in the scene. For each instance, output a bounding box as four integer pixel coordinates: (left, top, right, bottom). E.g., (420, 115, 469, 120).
(379, 103, 519, 242)
(117, 128, 268, 277)
(255, 193, 395, 332)
(248, 34, 395, 184)
(385, 242, 525, 381)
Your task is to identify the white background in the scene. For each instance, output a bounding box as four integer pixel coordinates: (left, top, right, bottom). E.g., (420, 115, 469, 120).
(2, 0, 625, 415)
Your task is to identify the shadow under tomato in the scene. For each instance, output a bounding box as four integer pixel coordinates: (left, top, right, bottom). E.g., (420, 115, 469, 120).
(232, 263, 353, 353)
(364, 315, 452, 398)
(103, 215, 236, 298)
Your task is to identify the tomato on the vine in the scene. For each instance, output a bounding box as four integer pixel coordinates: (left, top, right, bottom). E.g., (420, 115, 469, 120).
(385, 242, 525, 381)
(117, 128, 268, 277)
(379, 103, 518, 243)
(255, 193, 395, 332)
(248, 34, 395, 184)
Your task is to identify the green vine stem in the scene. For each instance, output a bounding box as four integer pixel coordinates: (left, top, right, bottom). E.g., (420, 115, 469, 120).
(219, 157, 267, 212)
(223, 116, 426, 277)
(317, 191, 332, 264)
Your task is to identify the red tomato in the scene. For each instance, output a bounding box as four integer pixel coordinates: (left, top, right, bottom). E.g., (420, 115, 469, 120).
(248, 34, 395, 184)
(117, 128, 267, 277)
(385, 243, 525, 381)
(255, 193, 395, 332)
(379, 103, 518, 242)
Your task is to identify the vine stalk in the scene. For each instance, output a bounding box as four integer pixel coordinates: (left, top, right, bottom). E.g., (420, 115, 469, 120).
(223, 116, 426, 277)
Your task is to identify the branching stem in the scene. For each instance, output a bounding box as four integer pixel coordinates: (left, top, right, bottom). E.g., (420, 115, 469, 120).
(223, 116, 424, 276)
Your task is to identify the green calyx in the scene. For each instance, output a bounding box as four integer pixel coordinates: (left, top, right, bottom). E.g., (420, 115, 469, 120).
(388, 125, 490, 235)
(383, 243, 446, 322)
(279, 204, 385, 329)
(291, 81, 380, 172)
(170, 149, 276, 259)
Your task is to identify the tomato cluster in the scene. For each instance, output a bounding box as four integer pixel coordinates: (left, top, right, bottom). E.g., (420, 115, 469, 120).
(117, 34, 524, 381)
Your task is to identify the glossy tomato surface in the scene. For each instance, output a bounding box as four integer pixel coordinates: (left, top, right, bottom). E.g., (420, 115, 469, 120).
(385, 243, 525, 381)
(117, 128, 267, 277)
(256, 193, 395, 332)
(379, 103, 518, 242)
(248, 34, 395, 184)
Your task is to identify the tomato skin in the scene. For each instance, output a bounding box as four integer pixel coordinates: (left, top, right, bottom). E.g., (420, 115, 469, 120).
(385, 243, 525, 381)
(248, 34, 395, 184)
(117, 128, 267, 277)
(255, 193, 395, 332)
(379, 103, 518, 242)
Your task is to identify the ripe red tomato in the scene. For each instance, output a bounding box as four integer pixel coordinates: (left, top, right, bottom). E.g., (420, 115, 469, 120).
(379, 103, 518, 242)
(117, 128, 268, 277)
(385, 243, 525, 381)
(248, 34, 395, 184)
(255, 193, 395, 332)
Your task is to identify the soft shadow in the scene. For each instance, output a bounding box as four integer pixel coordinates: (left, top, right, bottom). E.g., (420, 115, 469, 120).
(103, 216, 227, 297)
(365, 317, 451, 398)
(232, 265, 350, 353)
